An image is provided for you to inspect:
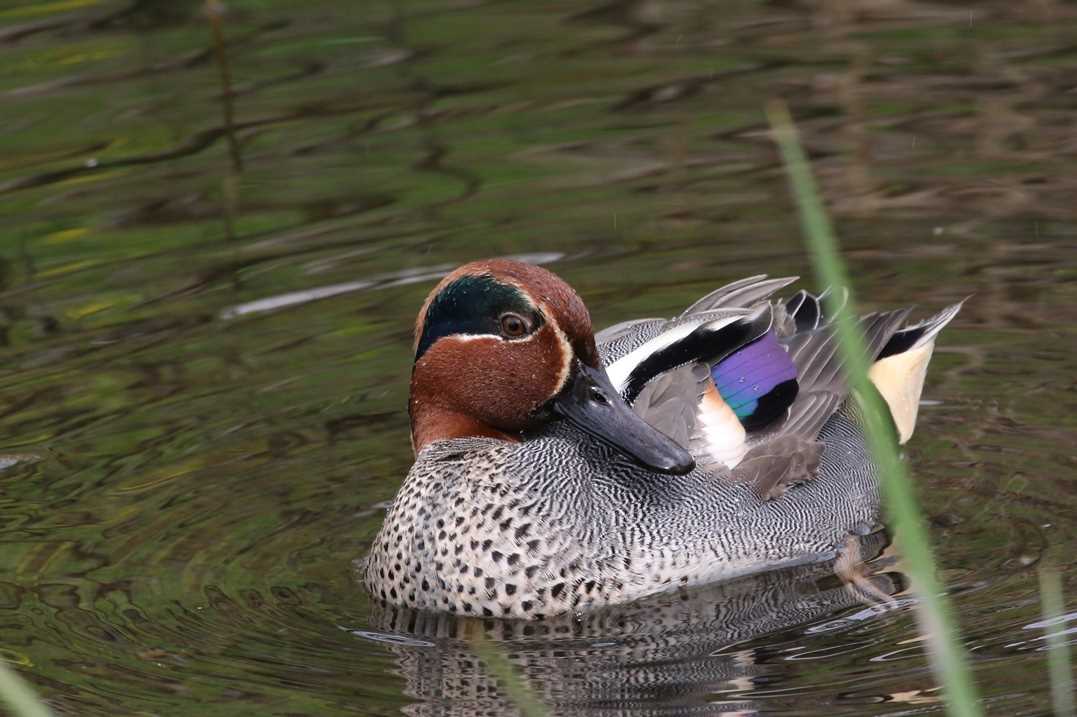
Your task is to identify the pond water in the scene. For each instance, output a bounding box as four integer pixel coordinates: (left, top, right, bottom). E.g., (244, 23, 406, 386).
(1, 1, 1075, 715)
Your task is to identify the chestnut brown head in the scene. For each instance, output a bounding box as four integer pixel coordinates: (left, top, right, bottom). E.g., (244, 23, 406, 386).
(409, 259, 694, 475)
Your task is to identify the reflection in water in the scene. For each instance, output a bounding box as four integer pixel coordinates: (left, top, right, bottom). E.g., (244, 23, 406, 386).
(0, 0, 1075, 714)
(363, 532, 900, 716)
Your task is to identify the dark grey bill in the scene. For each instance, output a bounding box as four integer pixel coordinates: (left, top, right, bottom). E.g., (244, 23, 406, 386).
(549, 361, 695, 476)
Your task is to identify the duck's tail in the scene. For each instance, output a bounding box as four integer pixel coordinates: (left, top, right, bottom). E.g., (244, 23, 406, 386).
(867, 300, 965, 444)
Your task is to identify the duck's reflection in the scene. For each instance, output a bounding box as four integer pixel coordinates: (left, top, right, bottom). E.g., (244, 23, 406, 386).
(363, 531, 901, 716)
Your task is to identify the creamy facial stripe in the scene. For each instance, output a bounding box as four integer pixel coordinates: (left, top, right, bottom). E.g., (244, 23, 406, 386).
(548, 319, 574, 394)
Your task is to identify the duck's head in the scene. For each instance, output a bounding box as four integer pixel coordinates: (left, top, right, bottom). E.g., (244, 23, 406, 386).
(409, 259, 695, 475)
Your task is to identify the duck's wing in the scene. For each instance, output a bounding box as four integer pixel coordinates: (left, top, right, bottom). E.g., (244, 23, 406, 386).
(596, 277, 962, 498)
(727, 302, 912, 498)
(623, 308, 779, 472)
(598, 276, 799, 472)
(679, 275, 800, 316)
(596, 276, 799, 366)
(735, 294, 963, 497)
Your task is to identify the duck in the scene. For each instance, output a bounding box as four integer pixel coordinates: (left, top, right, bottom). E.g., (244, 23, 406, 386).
(364, 258, 961, 619)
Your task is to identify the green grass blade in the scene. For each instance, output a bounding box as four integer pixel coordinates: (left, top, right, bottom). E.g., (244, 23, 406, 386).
(1039, 566, 1075, 717)
(0, 660, 54, 717)
(766, 99, 983, 717)
(471, 634, 549, 717)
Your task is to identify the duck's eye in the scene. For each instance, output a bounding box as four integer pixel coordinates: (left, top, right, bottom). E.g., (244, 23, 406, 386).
(499, 312, 529, 338)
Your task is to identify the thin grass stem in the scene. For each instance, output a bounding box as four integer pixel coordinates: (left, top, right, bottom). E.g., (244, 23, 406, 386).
(766, 99, 983, 717)
(1039, 566, 1075, 717)
(0, 660, 54, 717)
(471, 634, 549, 717)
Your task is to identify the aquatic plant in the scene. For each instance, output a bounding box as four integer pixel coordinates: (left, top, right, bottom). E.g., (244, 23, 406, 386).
(0, 660, 53, 717)
(471, 634, 549, 717)
(767, 100, 984, 717)
(1040, 566, 1075, 717)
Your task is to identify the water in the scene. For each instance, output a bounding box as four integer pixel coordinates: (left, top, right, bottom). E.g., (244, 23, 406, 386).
(1, 1, 1075, 714)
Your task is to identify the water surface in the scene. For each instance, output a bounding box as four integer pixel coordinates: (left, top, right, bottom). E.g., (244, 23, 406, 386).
(1, 1, 1075, 714)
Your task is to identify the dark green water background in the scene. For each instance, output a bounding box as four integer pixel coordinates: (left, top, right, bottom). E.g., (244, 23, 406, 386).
(1, 1, 1075, 715)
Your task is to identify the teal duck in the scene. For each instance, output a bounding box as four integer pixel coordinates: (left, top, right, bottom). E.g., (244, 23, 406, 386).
(365, 259, 960, 619)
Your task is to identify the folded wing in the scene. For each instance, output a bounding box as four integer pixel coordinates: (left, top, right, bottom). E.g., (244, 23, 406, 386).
(596, 277, 961, 498)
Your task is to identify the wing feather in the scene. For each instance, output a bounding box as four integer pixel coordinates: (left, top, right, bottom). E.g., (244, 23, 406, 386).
(681, 276, 798, 316)
(592, 278, 958, 500)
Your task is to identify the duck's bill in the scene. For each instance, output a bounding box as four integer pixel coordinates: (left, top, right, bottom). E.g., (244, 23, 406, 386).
(549, 361, 695, 476)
